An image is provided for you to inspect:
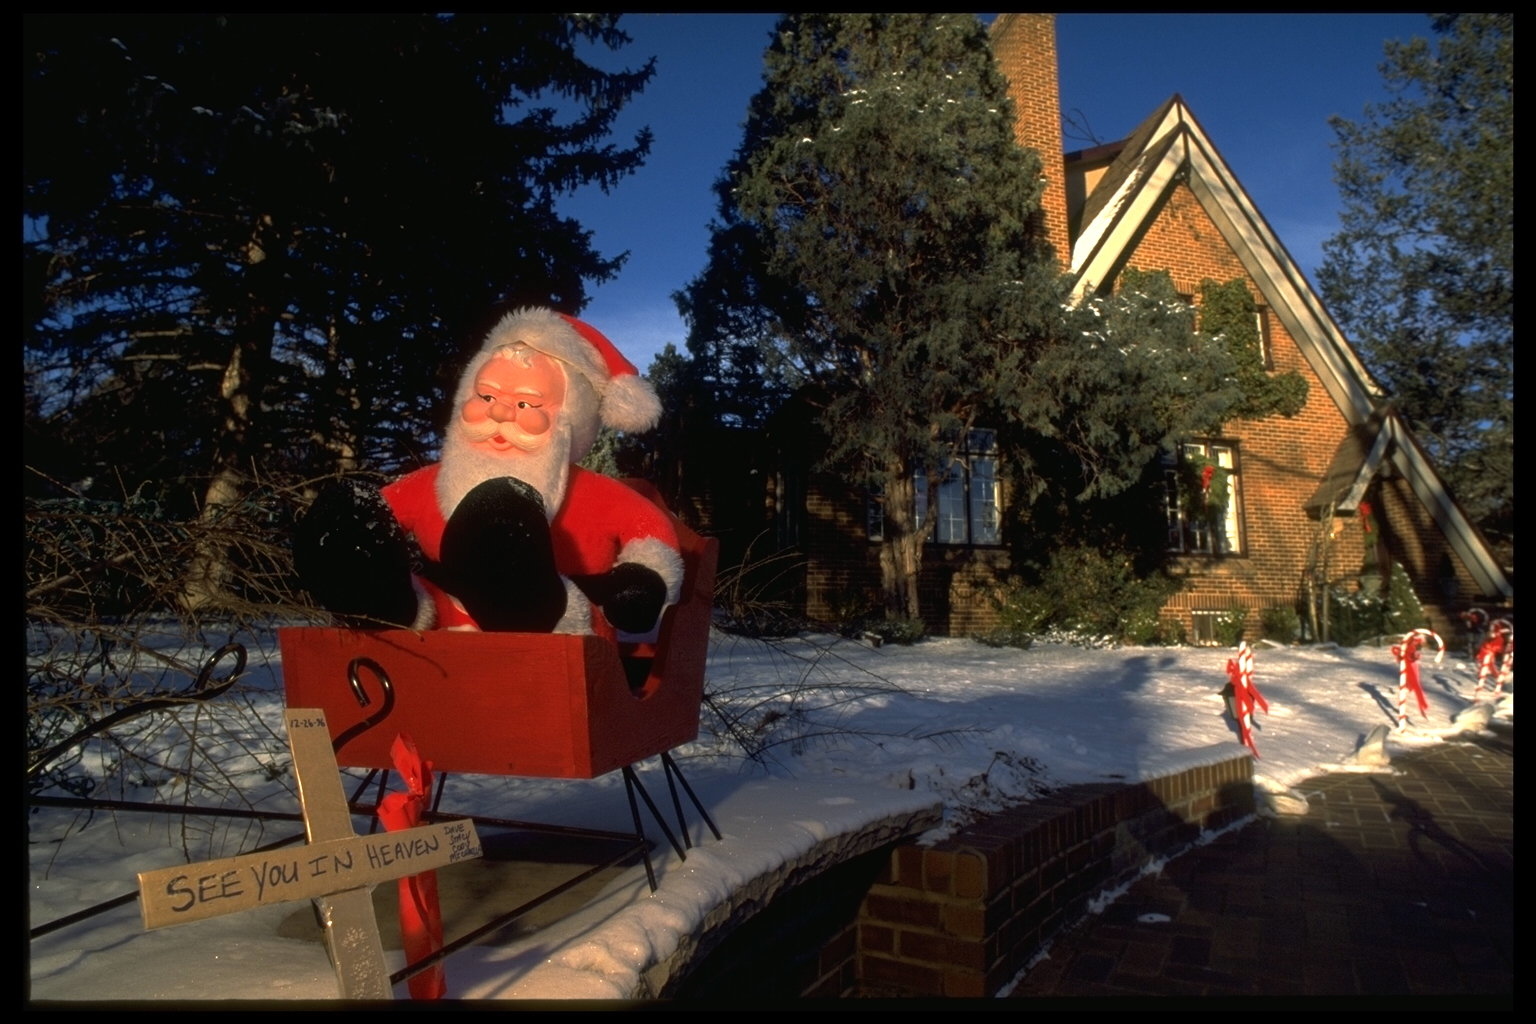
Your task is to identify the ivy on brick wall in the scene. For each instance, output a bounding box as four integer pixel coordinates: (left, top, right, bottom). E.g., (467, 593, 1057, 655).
(1199, 278, 1309, 419)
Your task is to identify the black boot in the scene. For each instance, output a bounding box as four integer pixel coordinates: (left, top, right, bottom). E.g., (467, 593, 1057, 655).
(437, 477, 567, 633)
(292, 479, 419, 629)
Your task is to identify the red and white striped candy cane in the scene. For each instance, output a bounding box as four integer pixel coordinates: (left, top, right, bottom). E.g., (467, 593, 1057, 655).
(1490, 619, 1513, 696)
(1475, 644, 1496, 697)
(1237, 641, 1268, 717)
(1224, 641, 1270, 757)
(1394, 628, 1444, 729)
(1473, 619, 1512, 698)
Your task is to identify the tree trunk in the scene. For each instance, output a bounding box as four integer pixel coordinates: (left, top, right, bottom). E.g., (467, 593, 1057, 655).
(315, 316, 360, 485)
(877, 463, 927, 621)
(182, 217, 282, 614)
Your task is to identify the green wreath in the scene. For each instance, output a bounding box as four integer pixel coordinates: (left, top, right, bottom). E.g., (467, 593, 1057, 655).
(1180, 453, 1230, 524)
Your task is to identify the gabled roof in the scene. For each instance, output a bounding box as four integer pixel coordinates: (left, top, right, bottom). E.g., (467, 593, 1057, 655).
(1067, 96, 1511, 599)
(1306, 409, 1392, 517)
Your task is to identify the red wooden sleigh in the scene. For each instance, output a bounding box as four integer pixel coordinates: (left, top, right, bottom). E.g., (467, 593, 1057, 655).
(276, 479, 721, 891)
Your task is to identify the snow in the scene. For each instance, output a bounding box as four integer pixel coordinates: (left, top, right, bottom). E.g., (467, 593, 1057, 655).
(28, 625, 1512, 1003)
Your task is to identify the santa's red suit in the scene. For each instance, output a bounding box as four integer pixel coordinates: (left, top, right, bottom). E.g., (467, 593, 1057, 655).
(382, 462, 681, 641)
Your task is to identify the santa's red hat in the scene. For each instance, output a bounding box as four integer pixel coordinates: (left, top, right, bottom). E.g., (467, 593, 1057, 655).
(464, 307, 661, 434)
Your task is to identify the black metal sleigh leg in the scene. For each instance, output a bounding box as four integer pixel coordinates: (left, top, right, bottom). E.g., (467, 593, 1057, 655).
(661, 751, 722, 846)
(619, 751, 723, 892)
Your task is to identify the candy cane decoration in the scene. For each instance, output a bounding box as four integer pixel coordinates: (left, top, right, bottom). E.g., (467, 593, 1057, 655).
(1392, 628, 1445, 730)
(1474, 618, 1514, 699)
(1224, 641, 1269, 758)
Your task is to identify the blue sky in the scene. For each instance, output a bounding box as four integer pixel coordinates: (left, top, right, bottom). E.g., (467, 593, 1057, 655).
(560, 13, 1435, 375)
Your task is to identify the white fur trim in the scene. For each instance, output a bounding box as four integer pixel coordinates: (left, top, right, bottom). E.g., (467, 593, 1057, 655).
(474, 308, 607, 385)
(618, 536, 685, 607)
(601, 373, 662, 434)
(553, 577, 592, 635)
(410, 577, 436, 631)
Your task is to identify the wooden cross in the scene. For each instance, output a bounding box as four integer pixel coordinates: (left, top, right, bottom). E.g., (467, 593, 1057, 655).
(136, 708, 482, 1000)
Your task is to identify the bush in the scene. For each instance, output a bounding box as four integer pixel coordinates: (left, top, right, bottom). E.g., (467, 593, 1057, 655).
(988, 546, 1184, 646)
(1213, 606, 1248, 647)
(822, 586, 881, 635)
(985, 577, 1053, 634)
(1317, 563, 1425, 647)
(1261, 604, 1301, 644)
(1326, 586, 1390, 646)
(1385, 562, 1428, 633)
(1130, 614, 1185, 644)
(712, 538, 809, 638)
(863, 616, 927, 646)
(973, 625, 1034, 650)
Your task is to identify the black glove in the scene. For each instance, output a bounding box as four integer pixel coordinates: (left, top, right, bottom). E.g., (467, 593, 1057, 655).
(292, 478, 419, 629)
(571, 563, 668, 634)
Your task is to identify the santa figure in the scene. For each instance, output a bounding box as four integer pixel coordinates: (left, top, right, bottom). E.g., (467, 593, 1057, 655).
(293, 307, 683, 642)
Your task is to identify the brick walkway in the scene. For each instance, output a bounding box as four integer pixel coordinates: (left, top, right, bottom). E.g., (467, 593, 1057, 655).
(1006, 722, 1512, 1007)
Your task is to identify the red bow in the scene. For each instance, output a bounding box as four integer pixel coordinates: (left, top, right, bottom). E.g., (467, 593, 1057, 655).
(376, 733, 445, 1000)
(1475, 622, 1514, 696)
(1225, 644, 1267, 758)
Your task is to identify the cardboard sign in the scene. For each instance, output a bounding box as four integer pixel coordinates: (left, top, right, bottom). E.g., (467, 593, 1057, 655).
(133, 709, 481, 1000)
(137, 820, 480, 930)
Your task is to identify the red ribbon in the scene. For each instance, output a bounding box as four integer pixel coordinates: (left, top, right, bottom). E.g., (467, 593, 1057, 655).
(1476, 637, 1501, 689)
(1225, 646, 1267, 758)
(376, 733, 445, 1000)
(1476, 623, 1514, 695)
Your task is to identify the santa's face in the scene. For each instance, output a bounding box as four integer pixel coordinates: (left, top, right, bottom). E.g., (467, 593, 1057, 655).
(457, 344, 567, 455)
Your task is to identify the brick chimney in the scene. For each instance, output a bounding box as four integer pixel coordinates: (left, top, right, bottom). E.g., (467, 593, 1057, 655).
(989, 13, 1071, 271)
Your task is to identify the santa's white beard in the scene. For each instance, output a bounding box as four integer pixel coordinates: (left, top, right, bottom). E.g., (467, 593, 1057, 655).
(435, 420, 572, 523)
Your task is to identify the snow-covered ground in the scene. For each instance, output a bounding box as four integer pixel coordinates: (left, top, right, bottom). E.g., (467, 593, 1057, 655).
(27, 625, 1512, 1002)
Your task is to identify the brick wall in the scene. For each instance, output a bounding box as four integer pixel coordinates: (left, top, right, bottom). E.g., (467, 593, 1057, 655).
(852, 752, 1255, 998)
(667, 751, 1255, 999)
(989, 13, 1070, 268)
(1122, 183, 1349, 639)
(800, 475, 1014, 637)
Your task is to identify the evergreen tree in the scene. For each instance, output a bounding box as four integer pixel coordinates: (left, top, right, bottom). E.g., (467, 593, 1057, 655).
(24, 13, 655, 608)
(678, 14, 1243, 621)
(1318, 13, 1512, 566)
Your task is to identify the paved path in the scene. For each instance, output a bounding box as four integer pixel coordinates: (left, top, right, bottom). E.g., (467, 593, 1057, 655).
(1007, 722, 1512, 1007)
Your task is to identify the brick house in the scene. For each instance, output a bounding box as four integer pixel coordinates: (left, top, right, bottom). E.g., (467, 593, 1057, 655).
(673, 13, 1512, 641)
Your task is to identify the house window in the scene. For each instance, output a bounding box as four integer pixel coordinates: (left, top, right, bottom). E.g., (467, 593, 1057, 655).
(1255, 305, 1274, 369)
(1190, 610, 1222, 646)
(1164, 441, 1244, 555)
(775, 464, 803, 548)
(868, 429, 1002, 546)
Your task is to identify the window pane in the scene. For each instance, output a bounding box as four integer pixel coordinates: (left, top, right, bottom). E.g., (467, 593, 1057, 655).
(1166, 441, 1243, 555)
(969, 456, 999, 544)
(1164, 466, 1186, 551)
(913, 469, 928, 532)
(936, 463, 967, 544)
